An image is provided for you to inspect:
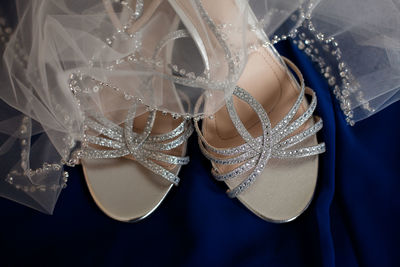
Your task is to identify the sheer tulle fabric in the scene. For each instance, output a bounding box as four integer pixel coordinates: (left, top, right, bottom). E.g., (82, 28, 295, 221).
(0, 0, 399, 212)
(0, 0, 250, 213)
(309, 0, 400, 122)
(250, 0, 400, 123)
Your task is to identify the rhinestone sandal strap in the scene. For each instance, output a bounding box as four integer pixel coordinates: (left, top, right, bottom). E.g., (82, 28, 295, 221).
(212, 157, 258, 181)
(85, 117, 124, 143)
(136, 157, 181, 185)
(198, 137, 259, 165)
(84, 135, 125, 150)
(147, 120, 186, 142)
(272, 143, 326, 159)
(198, 116, 324, 166)
(226, 96, 259, 150)
(224, 57, 307, 149)
(81, 147, 130, 159)
(81, 102, 191, 185)
(196, 58, 325, 198)
(226, 87, 273, 198)
(194, 117, 254, 156)
(124, 103, 154, 152)
(271, 58, 307, 134)
(143, 123, 193, 151)
(86, 110, 122, 135)
(142, 150, 190, 165)
(274, 87, 317, 142)
(194, 57, 307, 157)
(275, 117, 323, 150)
(85, 114, 189, 146)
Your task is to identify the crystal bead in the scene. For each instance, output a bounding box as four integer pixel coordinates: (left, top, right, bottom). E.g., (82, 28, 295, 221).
(20, 125, 27, 135)
(298, 41, 305, 50)
(328, 77, 336, 86)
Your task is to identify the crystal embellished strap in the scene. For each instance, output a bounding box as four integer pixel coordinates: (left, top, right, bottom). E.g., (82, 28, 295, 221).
(225, 87, 273, 198)
(81, 101, 193, 186)
(196, 58, 325, 198)
(197, 88, 322, 166)
(78, 5, 195, 186)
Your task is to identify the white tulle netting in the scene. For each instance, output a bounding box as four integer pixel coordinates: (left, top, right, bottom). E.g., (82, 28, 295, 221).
(0, 0, 399, 213)
(250, 0, 400, 124)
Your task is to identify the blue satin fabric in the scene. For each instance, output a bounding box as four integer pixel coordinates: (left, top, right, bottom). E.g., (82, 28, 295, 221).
(1, 31, 400, 266)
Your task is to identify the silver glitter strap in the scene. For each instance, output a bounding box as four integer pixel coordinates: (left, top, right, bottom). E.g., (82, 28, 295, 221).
(81, 101, 193, 186)
(195, 58, 326, 198)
